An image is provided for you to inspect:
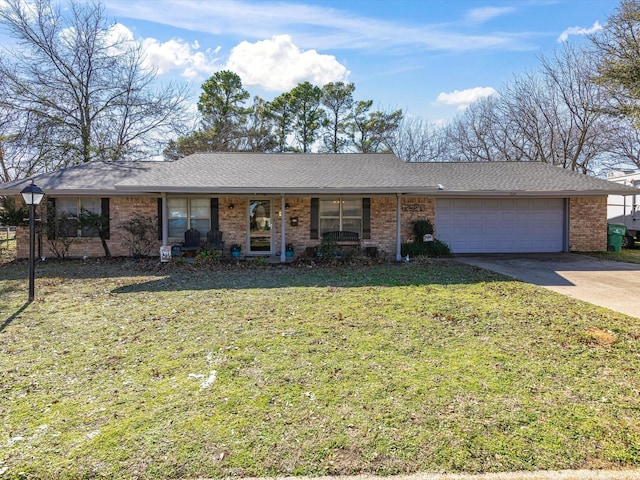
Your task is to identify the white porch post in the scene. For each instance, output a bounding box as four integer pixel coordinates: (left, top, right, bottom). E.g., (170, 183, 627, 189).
(162, 193, 168, 246)
(396, 194, 402, 261)
(280, 194, 286, 263)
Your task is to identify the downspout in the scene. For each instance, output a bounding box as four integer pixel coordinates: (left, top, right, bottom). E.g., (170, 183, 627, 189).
(162, 192, 168, 246)
(396, 194, 402, 261)
(564, 198, 569, 253)
(280, 194, 286, 263)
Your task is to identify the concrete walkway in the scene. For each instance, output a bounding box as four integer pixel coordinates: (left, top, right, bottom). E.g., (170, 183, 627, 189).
(454, 253, 640, 319)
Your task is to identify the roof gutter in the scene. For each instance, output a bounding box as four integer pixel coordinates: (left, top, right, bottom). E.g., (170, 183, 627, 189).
(112, 186, 446, 195)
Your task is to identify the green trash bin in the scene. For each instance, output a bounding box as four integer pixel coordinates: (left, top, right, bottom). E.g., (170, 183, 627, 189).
(607, 224, 627, 252)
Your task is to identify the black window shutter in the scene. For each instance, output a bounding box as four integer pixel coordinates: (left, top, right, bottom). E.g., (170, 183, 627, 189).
(310, 198, 319, 239)
(362, 197, 371, 239)
(157, 198, 163, 241)
(101, 198, 110, 239)
(210, 198, 219, 231)
(46, 197, 56, 240)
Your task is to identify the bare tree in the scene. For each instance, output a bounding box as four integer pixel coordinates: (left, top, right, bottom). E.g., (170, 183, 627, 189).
(545, 45, 613, 172)
(444, 95, 505, 162)
(389, 116, 447, 162)
(442, 44, 613, 173)
(603, 119, 640, 170)
(0, 0, 188, 173)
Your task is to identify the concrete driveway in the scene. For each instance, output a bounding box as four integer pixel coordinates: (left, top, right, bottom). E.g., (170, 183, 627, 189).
(454, 253, 640, 319)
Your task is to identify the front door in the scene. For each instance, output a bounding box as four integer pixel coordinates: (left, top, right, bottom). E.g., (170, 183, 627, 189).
(249, 199, 273, 254)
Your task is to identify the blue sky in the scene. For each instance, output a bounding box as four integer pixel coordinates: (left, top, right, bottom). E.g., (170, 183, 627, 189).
(101, 0, 617, 123)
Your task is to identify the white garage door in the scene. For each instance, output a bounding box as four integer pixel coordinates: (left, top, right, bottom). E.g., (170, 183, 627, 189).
(435, 198, 565, 253)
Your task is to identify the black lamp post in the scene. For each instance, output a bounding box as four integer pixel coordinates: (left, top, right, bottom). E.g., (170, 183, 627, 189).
(20, 180, 45, 302)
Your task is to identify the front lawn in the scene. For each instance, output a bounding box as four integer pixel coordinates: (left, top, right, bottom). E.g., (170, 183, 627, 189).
(1, 259, 639, 479)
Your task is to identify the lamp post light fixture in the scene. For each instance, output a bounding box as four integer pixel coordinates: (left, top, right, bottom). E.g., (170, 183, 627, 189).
(20, 180, 45, 302)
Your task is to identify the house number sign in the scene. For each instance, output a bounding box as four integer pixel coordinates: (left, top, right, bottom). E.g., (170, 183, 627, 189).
(402, 204, 426, 212)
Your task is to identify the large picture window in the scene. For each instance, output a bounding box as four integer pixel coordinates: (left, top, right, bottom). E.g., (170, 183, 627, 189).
(54, 197, 106, 238)
(168, 197, 211, 237)
(319, 198, 362, 235)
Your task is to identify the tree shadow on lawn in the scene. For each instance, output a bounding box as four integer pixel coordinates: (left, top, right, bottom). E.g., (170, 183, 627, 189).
(0, 257, 174, 281)
(109, 260, 510, 293)
(1, 257, 512, 292)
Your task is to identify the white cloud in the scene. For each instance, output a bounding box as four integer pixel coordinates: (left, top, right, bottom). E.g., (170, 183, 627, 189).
(435, 87, 498, 110)
(466, 7, 515, 24)
(105, 0, 529, 53)
(102, 23, 220, 80)
(225, 34, 350, 91)
(141, 37, 220, 79)
(558, 21, 602, 42)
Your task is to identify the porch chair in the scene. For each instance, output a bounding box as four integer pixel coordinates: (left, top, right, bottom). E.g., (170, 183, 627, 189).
(183, 228, 201, 257)
(205, 229, 225, 254)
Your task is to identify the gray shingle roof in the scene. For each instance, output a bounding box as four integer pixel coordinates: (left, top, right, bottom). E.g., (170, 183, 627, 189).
(1, 153, 637, 196)
(0, 161, 156, 195)
(114, 153, 440, 193)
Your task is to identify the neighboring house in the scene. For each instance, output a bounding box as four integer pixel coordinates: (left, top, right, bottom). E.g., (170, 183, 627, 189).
(607, 169, 640, 248)
(0, 153, 637, 261)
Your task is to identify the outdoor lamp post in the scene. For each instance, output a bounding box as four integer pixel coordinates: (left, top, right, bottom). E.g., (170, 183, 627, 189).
(20, 180, 45, 302)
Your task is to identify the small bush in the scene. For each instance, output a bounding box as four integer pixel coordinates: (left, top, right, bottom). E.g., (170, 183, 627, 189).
(194, 249, 221, 266)
(44, 210, 76, 259)
(401, 239, 451, 258)
(412, 218, 434, 241)
(0, 196, 28, 227)
(318, 236, 338, 260)
(120, 214, 157, 259)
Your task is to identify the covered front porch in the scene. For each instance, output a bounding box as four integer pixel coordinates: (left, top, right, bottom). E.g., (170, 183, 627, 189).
(158, 194, 430, 263)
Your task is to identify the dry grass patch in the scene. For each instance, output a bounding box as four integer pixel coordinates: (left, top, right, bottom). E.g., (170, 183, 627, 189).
(585, 328, 618, 347)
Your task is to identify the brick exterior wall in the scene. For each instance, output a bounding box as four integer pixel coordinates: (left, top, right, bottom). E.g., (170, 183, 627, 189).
(16, 196, 160, 259)
(14, 193, 608, 259)
(218, 196, 433, 258)
(569, 196, 607, 252)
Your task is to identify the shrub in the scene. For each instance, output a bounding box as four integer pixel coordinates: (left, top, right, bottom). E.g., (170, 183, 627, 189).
(194, 248, 221, 266)
(318, 235, 337, 260)
(412, 218, 434, 242)
(43, 210, 76, 259)
(0, 196, 28, 227)
(401, 239, 451, 258)
(120, 214, 157, 259)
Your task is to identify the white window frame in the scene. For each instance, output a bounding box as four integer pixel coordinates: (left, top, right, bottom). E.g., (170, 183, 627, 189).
(167, 197, 210, 238)
(319, 198, 363, 236)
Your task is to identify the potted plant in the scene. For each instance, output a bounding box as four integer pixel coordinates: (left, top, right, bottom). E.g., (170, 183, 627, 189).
(285, 243, 294, 258)
(231, 243, 242, 258)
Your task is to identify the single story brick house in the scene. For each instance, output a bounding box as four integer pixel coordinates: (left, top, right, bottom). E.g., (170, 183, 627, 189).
(1, 153, 637, 261)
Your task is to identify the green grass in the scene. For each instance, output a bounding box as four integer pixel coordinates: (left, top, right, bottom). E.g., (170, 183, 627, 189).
(1, 258, 639, 479)
(584, 244, 640, 264)
(0, 235, 15, 263)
